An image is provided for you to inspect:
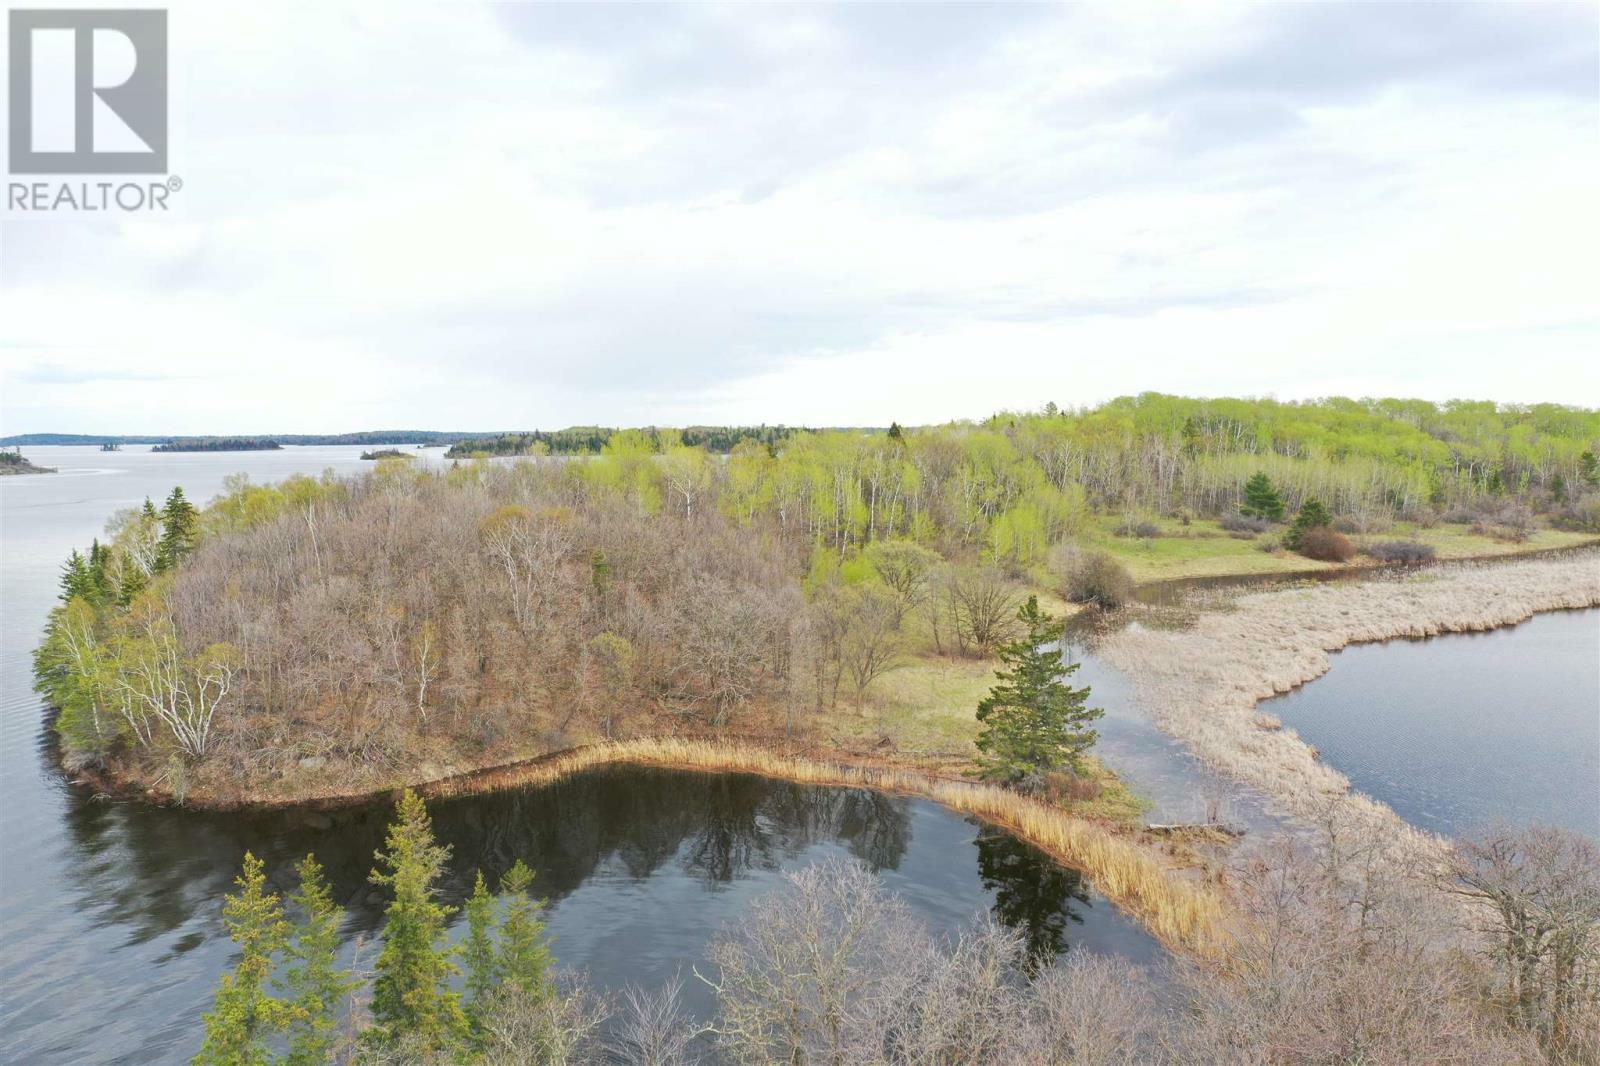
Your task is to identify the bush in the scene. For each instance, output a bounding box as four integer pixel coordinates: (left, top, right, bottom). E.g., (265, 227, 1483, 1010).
(1551, 494, 1600, 533)
(1472, 504, 1534, 543)
(1298, 526, 1356, 562)
(1055, 548, 1135, 609)
(1114, 517, 1161, 539)
(1220, 513, 1269, 536)
(1366, 540, 1436, 565)
(1441, 507, 1480, 525)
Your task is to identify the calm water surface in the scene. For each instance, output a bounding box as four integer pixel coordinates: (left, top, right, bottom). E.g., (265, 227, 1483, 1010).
(1267, 607, 1600, 841)
(0, 447, 1155, 1065)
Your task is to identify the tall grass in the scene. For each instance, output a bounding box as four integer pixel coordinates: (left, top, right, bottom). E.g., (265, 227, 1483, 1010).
(1098, 551, 1600, 861)
(413, 737, 1229, 956)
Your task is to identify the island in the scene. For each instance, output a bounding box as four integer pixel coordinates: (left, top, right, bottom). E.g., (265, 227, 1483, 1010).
(359, 448, 414, 460)
(0, 449, 55, 475)
(151, 437, 284, 452)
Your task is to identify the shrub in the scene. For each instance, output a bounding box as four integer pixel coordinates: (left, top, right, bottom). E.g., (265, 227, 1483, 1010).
(1114, 517, 1161, 539)
(1366, 540, 1436, 565)
(1472, 504, 1534, 543)
(1441, 507, 1480, 525)
(1298, 526, 1356, 562)
(1284, 498, 1333, 551)
(1551, 494, 1600, 533)
(1055, 548, 1135, 610)
(1220, 513, 1269, 536)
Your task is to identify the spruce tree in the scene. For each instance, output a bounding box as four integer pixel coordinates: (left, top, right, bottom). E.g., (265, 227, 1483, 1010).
(974, 596, 1102, 785)
(1581, 450, 1600, 487)
(1240, 472, 1285, 521)
(58, 550, 93, 603)
(1285, 497, 1332, 550)
(496, 860, 553, 1001)
(280, 854, 354, 1066)
(195, 853, 291, 1066)
(157, 487, 199, 572)
(369, 790, 464, 1049)
(462, 871, 498, 1027)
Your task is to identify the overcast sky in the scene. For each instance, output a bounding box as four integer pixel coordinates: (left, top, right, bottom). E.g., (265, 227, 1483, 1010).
(1, 1, 1596, 434)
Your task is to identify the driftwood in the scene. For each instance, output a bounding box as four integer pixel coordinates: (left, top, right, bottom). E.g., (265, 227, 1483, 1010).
(1146, 822, 1244, 838)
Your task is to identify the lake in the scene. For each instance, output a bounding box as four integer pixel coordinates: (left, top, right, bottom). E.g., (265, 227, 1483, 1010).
(1266, 607, 1600, 841)
(0, 446, 1155, 1065)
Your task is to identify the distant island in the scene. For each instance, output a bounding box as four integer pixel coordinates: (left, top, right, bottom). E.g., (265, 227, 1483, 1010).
(0, 449, 54, 475)
(359, 448, 414, 460)
(152, 438, 283, 453)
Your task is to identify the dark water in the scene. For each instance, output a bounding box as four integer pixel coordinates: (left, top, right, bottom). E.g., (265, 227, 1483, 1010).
(0, 447, 1156, 1065)
(1267, 608, 1600, 841)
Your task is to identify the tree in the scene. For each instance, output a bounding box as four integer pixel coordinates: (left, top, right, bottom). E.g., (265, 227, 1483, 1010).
(195, 853, 291, 1066)
(463, 871, 498, 1028)
(279, 854, 354, 1066)
(497, 860, 554, 1002)
(974, 596, 1101, 785)
(865, 540, 940, 627)
(369, 789, 465, 1048)
(1240, 472, 1285, 521)
(1284, 497, 1333, 550)
(157, 486, 200, 572)
(1581, 450, 1600, 487)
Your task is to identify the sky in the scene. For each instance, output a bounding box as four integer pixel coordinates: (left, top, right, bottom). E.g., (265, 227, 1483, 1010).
(1, 0, 1597, 435)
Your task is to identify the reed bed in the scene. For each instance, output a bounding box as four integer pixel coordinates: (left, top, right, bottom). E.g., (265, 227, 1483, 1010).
(1098, 552, 1600, 861)
(414, 736, 1229, 956)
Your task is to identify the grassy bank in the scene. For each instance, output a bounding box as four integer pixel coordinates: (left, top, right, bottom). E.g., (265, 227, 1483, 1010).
(1096, 551, 1600, 858)
(1080, 514, 1598, 583)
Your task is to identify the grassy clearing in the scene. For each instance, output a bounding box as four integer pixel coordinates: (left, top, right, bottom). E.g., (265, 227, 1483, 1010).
(1080, 514, 1598, 584)
(425, 737, 1227, 956)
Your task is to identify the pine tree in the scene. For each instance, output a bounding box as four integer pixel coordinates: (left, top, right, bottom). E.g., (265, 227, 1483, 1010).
(462, 871, 498, 1027)
(1285, 497, 1332, 550)
(369, 790, 465, 1049)
(974, 596, 1102, 785)
(496, 860, 553, 1001)
(1581, 450, 1600, 487)
(157, 486, 200, 572)
(195, 853, 291, 1066)
(117, 553, 149, 607)
(280, 854, 355, 1066)
(58, 550, 94, 603)
(1240, 472, 1285, 521)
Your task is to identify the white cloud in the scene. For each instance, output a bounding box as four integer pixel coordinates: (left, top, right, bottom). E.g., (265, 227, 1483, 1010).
(2, 0, 1595, 434)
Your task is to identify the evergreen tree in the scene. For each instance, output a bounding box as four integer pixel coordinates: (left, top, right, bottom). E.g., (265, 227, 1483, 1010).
(887, 421, 904, 442)
(58, 550, 94, 603)
(195, 853, 291, 1066)
(1581, 450, 1600, 487)
(1240, 472, 1285, 521)
(974, 596, 1102, 785)
(369, 790, 464, 1049)
(280, 854, 354, 1066)
(496, 860, 553, 1001)
(117, 554, 149, 607)
(462, 871, 498, 1027)
(157, 487, 200, 572)
(1285, 497, 1333, 550)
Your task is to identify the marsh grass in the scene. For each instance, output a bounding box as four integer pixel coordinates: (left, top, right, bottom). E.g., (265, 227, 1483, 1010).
(419, 737, 1228, 955)
(1098, 552, 1600, 861)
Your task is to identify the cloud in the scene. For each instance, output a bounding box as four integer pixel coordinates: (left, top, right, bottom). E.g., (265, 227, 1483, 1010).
(0, 0, 1595, 434)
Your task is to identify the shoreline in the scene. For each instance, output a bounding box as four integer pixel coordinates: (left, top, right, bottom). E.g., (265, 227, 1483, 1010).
(76, 736, 1229, 955)
(1097, 550, 1600, 857)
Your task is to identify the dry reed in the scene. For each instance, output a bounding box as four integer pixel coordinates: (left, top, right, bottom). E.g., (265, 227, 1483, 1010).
(1098, 552, 1600, 862)
(414, 737, 1229, 956)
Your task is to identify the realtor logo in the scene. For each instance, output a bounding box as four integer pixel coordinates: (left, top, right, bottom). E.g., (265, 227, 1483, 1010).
(7, 9, 168, 174)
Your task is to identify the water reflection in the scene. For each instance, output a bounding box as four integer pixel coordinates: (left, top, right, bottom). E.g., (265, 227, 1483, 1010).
(976, 827, 1090, 966)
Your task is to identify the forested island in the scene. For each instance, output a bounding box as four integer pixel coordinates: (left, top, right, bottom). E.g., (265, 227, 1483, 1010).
(360, 448, 415, 460)
(0, 449, 55, 475)
(28, 392, 1600, 1064)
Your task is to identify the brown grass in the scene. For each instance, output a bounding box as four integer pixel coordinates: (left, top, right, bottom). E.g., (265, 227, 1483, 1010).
(418, 737, 1228, 956)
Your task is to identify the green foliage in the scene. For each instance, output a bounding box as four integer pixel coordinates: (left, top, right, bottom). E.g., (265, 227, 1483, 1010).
(1240, 472, 1285, 521)
(1285, 497, 1333, 550)
(1581, 450, 1600, 487)
(463, 871, 498, 1027)
(157, 487, 199, 572)
(974, 596, 1102, 784)
(369, 789, 465, 1049)
(496, 860, 554, 1002)
(194, 853, 291, 1066)
(279, 855, 355, 1066)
